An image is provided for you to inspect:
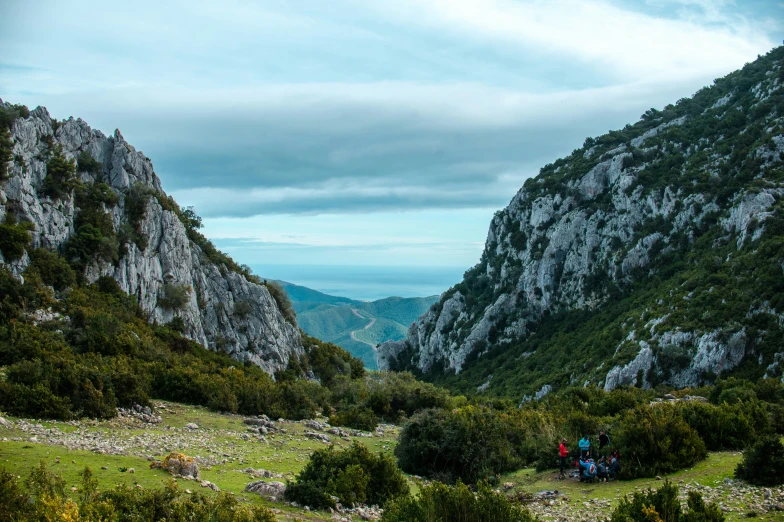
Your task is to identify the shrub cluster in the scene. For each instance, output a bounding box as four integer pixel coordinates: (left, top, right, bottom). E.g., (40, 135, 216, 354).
(0, 462, 276, 521)
(395, 382, 779, 484)
(610, 481, 724, 522)
(382, 481, 537, 522)
(40, 144, 77, 200)
(735, 435, 784, 486)
(285, 442, 408, 509)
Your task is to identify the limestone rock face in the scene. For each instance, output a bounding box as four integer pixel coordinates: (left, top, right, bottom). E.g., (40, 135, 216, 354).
(378, 53, 784, 392)
(0, 102, 302, 374)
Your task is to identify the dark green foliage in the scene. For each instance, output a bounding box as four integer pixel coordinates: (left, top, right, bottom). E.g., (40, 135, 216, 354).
(329, 406, 379, 431)
(395, 406, 520, 484)
(0, 127, 12, 180)
(0, 252, 375, 421)
(40, 145, 77, 200)
(27, 248, 76, 290)
(158, 283, 191, 310)
(0, 462, 277, 521)
(673, 400, 770, 451)
(0, 219, 34, 262)
(233, 300, 252, 318)
(615, 407, 707, 479)
(285, 442, 408, 509)
(0, 104, 28, 181)
(263, 279, 297, 325)
(381, 481, 538, 522)
(735, 435, 784, 486)
(610, 481, 724, 522)
(77, 150, 102, 174)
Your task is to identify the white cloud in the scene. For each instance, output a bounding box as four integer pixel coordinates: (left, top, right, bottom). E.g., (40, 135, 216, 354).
(366, 0, 774, 82)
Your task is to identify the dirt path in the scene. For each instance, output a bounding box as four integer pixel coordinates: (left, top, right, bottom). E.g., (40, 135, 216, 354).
(349, 308, 376, 347)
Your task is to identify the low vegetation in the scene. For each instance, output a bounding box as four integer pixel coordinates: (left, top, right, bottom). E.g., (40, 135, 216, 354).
(610, 481, 724, 522)
(734, 435, 784, 486)
(382, 481, 538, 522)
(285, 442, 408, 509)
(0, 463, 277, 522)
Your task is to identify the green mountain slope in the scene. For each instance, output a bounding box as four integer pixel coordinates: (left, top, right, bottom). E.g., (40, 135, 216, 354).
(279, 281, 438, 369)
(379, 46, 784, 401)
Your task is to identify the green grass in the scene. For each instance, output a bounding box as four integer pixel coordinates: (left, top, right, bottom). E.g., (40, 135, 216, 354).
(0, 401, 402, 521)
(500, 452, 780, 521)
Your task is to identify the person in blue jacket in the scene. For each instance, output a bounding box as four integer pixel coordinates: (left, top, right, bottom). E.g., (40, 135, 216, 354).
(578, 434, 591, 459)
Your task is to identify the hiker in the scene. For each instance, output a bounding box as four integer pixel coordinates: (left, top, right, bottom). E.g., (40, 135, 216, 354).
(558, 438, 569, 479)
(578, 456, 597, 482)
(596, 456, 609, 482)
(598, 430, 610, 454)
(608, 449, 621, 479)
(578, 434, 591, 459)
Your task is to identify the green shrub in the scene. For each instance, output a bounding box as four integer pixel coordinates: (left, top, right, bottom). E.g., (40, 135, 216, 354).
(233, 300, 253, 318)
(158, 283, 191, 310)
(0, 220, 34, 261)
(1, 462, 277, 522)
(329, 405, 379, 431)
(735, 435, 784, 486)
(615, 406, 707, 478)
(674, 400, 770, 451)
(26, 248, 76, 290)
(395, 406, 520, 484)
(610, 481, 724, 522)
(263, 279, 297, 325)
(77, 150, 102, 174)
(382, 481, 537, 522)
(0, 127, 12, 180)
(285, 441, 408, 509)
(40, 145, 77, 200)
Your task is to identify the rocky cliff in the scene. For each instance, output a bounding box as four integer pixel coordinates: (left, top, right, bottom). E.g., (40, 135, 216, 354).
(379, 47, 784, 398)
(0, 103, 302, 374)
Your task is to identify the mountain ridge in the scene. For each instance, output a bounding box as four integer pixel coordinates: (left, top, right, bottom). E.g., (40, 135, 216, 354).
(378, 46, 784, 399)
(0, 102, 302, 374)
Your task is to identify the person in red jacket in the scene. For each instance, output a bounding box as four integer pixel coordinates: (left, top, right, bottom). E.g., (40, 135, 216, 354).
(559, 438, 569, 479)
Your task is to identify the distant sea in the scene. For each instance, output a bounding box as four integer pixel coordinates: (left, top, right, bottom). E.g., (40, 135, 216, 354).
(251, 264, 467, 302)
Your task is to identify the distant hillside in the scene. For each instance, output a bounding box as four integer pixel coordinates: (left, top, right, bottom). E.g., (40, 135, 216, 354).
(278, 281, 439, 368)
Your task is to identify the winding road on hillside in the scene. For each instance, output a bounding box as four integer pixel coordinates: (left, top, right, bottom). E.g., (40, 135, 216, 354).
(349, 308, 377, 348)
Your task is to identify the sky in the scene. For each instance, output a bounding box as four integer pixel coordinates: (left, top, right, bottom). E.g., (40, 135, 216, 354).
(1, 0, 782, 280)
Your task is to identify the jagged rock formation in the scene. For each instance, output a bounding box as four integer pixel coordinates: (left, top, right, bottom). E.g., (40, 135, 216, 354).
(0, 103, 302, 374)
(379, 47, 784, 397)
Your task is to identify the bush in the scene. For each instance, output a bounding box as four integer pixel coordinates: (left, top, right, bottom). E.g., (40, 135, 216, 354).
(735, 435, 784, 486)
(0, 220, 34, 262)
(1, 462, 277, 522)
(674, 400, 770, 451)
(263, 279, 297, 325)
(395, 406, 520, 484)
(26, 248, 76, 290)
(158, 283, 191, 310)
(40, 145, 77, 200)
(329, 405, 379, 431)
(382, 481, 537, 522)
(77, 150, 102, 174)
(615, 406, 707, 478)
(233, 300, 253, 318)
(285, 441, 408, 509)
(610, 481, 724, 522)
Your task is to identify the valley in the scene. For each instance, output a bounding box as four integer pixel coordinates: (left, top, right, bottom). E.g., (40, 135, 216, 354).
(279, 281, 438, 369)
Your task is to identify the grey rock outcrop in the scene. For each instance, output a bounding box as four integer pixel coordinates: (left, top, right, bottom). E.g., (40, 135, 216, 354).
(378, 51, 784, 392)
(0, 102, 302, 374)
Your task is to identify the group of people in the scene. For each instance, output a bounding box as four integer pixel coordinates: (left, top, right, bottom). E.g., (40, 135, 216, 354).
(558, 431, 621, 482)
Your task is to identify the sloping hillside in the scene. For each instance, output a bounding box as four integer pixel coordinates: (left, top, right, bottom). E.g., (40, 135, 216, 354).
(0, 102, 301, 373)
(378, 47, 784, 400)
(281, 281, 437, 368)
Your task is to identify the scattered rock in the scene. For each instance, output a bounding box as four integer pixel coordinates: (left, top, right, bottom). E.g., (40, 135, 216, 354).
(0, 417, 12, 429)
(185, 423, 199, 430)
(160, 452, 200, 480)
(303, 420, 324, 431)
(304, 431, 331, 443)
(200, 480, 220, 492)
(245, 480, 286, 501)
